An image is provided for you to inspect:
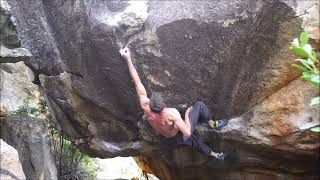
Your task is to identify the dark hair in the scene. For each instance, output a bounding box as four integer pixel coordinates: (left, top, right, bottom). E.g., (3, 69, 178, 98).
(149, 92, 165, 113)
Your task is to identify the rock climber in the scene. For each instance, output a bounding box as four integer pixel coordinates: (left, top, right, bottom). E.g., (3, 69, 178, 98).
(119, 47, 227, 160)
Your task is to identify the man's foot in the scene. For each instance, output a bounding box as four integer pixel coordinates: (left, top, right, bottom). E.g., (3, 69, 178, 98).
(210, 151, 224, 160)
(208, 119, 227, 129)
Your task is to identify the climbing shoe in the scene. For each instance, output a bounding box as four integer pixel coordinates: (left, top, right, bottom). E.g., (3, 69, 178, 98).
(217, 153, 225, 160)
(212, 153, 224, 161)
(209, 119, 227, 129)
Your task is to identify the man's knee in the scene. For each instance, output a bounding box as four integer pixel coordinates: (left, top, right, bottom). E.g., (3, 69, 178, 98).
(182, 135, 191, 143)
(177, 135, 191, 144)
(194, 101, 205, 107)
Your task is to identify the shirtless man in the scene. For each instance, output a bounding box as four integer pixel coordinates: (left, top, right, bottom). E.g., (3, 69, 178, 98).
(119, 47, 225, 159)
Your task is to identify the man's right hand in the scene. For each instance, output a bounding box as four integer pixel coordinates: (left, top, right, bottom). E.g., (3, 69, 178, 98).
(119, 47, 131, 60)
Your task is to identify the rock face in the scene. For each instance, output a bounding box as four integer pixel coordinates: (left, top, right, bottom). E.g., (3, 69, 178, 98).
(0, 0, 19, 48)
(0, 62, 38, 112)
(0, 115, 58, 180)
(134, 77, 319, 180)
(0, 0, 32, 63)
(1, 3, 57, 179)
(3, 0, 320, 179)
(0, 139, 26, 180)
(8, 0, 307, 119)
(0, 0, 37, 112)
(165, 78, 319, 179)
(221, 78, 319, 155)
(283, 0, 320, 39)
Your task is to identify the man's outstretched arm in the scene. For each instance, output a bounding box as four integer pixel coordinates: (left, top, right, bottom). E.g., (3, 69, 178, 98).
(119, 48, 148, 107)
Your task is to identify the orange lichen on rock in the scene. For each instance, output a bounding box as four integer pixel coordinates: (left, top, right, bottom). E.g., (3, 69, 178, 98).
(134, 156, 177, 180)
(258, 79, 314, 137)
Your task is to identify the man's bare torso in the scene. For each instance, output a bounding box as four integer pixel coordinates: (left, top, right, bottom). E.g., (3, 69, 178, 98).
(144, 107, 181, 138)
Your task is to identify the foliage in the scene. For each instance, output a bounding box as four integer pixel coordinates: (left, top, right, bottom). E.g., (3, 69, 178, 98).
(290, 32, 319, 105)
(10, 95, 100, 180)
(9, 96, 38, 116)
(310, 126, 320, 132)
(54, 137, 100, 180)
(290, 32, 320, 132)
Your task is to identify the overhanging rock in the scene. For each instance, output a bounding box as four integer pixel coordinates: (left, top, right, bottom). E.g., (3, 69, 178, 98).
(4, 0, 320, 179)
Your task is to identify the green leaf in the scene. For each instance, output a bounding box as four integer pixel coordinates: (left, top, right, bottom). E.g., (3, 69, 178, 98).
(310, 97, 320, 105)
(303, 72, 320, 86)
(303, 44, 312, 55)
(310, 75, 320, 87)
(291, 64, 307, 72)
(291, 45, 309, 57)
(311, 51, 318, 61)
(299, 32, 309, 46)
(310, 126, 320, 132)
(306, 58, 315, 66)
(297, 59, 312, 70)
(311, 75, 320, 84)
(303, 71, 313, 80)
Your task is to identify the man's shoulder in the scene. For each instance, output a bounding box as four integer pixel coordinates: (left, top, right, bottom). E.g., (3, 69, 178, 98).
(165, 108, 181, 119)
(166, 107, 179, 113)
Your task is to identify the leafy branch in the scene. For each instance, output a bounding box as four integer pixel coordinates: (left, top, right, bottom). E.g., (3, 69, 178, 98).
(290, 32, 320, 133)
(290, 32, 319, 105)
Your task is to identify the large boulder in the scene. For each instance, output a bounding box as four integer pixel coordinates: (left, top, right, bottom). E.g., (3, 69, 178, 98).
(0, 0, 19, 48)
(0, 0, 32, 63)
(1, 3, 56, 179)
(4, 0, 320, 179)
(0, 0, 37, 112)
(0, 62, 38, 112)
(0, 139, 26, 180)
(134, 78, 319, 180)
(0, 115, 58, 180)
(9, 0, 307, 119)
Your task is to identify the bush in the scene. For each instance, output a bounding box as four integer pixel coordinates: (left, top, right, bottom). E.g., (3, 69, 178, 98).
(290, 32, 320, 132)
(9, 96, 38, 116)
(54, 137, 100, 180)
(290, 32, 319, 105)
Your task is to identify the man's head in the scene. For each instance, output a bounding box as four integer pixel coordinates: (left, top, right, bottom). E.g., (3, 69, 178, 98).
(149, 92, 165, 113)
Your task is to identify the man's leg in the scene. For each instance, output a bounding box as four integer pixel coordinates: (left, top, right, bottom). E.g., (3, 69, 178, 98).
(188, 101, 212, 129)
(176, 133, 212, 156)
(189, 101, 226, 129)
(183, 101, 224, 159)
(176, 133, 223, 158)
